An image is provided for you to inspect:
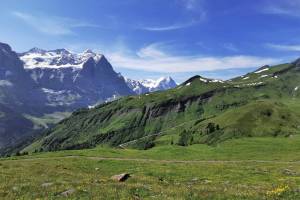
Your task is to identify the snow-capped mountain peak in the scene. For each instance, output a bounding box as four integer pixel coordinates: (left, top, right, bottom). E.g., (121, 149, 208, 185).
(20, 48, 103, 69)
(79, 49, 103, 63)
(83, 49, 95, 54)
(27, 47, 47, 54)
(140, 76, 176, 89)
(126, 76, 177, 95)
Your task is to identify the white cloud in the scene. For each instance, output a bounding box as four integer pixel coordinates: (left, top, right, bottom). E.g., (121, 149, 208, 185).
(107, 43, 280, 73)
(266, 43, 300, 51)
(140, 0, 206, 31)
(262, 0, 300, 17)
(141, 21, 198, 31)
(12, 11, 99, 36)
(137, 43, 167, 58)
(223, 43, 239, 52)
(181, 0, 203, 11)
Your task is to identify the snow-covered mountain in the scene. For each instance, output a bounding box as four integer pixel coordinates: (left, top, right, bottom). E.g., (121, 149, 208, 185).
(126, 76, 177, 94)
(20, 48, 103, 69)
(0, 42, 177, 151)
(20, 48, 134, 108)
(0, 44, 136, 151)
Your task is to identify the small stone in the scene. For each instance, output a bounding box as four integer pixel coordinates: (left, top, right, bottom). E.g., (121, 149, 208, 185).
(61, 188, 75, 197)
(191, 177, 198, 182)
(224, 181, 230, 185)
(282, 169, 297, 176)
(111, 173, 130, 182)
(203, 179, 212, 184)
(41, 182, 53, 187)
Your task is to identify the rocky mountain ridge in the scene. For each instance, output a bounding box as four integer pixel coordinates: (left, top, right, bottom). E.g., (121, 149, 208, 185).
(0, 42, 179, 153)
(125, 76, 177, 95)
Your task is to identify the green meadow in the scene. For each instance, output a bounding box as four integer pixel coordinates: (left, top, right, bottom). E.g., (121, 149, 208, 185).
(2, 136, 300, 199)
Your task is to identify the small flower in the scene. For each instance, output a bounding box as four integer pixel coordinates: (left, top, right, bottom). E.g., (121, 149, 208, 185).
(266, 185, 289, 197)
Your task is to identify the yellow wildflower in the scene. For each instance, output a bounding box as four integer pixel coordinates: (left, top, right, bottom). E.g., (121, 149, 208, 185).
(266, 185, 289, 197)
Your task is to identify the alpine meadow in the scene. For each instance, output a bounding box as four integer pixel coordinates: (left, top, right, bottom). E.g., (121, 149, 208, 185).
(1, 0, 300, 199)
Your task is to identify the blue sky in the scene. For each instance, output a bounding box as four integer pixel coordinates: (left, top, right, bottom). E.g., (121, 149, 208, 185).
(1, 0, 300, 83)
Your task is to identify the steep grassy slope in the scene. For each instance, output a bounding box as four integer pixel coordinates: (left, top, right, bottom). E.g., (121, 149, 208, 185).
(24, 59, 300, 152)
(187, 100, 300, 145)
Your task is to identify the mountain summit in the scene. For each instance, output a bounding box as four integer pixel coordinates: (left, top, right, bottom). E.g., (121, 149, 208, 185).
(19, 48, 133, 108)
(125, 76, 177, 94)
(20, 48, 103, 69)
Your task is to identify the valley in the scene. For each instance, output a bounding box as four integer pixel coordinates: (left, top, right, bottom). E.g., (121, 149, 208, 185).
(3, 1, 300, 199)
(2, 58, 300, 199)
(0, 43, 177, 153)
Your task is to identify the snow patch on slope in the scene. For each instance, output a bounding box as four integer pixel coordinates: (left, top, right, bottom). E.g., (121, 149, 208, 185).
(255, 68, 269, 74)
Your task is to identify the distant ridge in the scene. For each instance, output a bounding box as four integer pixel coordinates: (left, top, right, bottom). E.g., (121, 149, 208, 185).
(125, 76, 177, 94)
(23, 57, 300, 152)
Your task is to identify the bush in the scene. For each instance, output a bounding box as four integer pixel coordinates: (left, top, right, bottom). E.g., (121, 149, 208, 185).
(15, 151, 28, 156)
(170, 137, 174, 145)
(177, 130, 193, 146)
(133, 136, 156, 150)
(143, 140, 155, 150)
(206, 123, 221, 134)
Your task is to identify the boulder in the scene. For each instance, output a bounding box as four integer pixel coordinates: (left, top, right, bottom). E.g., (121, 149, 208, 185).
(61, 188, 75, 197)
(111, 173, 130, 182)
(41, 182, 53, 187)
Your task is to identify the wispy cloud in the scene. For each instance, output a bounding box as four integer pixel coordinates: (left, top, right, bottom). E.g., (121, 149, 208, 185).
(12, 11, 99, 36)
(181, 0, 204, 11)
(262, 0, 300, 17)
(266, 43, 300, 51)
(107, 43, 281, 73)
(223, 43, 239, 52)
(140, 0, 206, 31)
(141, 20, 199, 31)
(137, 43, 167, 57)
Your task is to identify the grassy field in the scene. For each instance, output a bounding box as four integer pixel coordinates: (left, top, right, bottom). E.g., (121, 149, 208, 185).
(2, 136, 300, 199)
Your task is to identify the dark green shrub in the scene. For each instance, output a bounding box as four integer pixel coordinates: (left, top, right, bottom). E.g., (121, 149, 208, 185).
(177, 130, 192, 146)
(132, 136, 156, 150)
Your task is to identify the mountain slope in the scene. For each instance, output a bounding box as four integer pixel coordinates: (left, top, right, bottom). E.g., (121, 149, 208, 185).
(24, 58, 300, 152)
(0, 43, 135, 152)
(0, 42, 43, 149)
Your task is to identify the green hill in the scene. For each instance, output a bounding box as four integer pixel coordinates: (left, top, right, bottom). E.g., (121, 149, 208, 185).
(23, 59, 300, 152)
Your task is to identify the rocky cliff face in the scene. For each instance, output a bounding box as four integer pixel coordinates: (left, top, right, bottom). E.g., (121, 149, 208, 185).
(21, 48, 134, 108)
(0, 43, 135, 151)
(0, 43, 40, 148)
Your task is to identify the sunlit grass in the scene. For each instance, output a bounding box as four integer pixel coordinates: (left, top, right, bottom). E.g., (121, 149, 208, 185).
(2, 136, 300, 199)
